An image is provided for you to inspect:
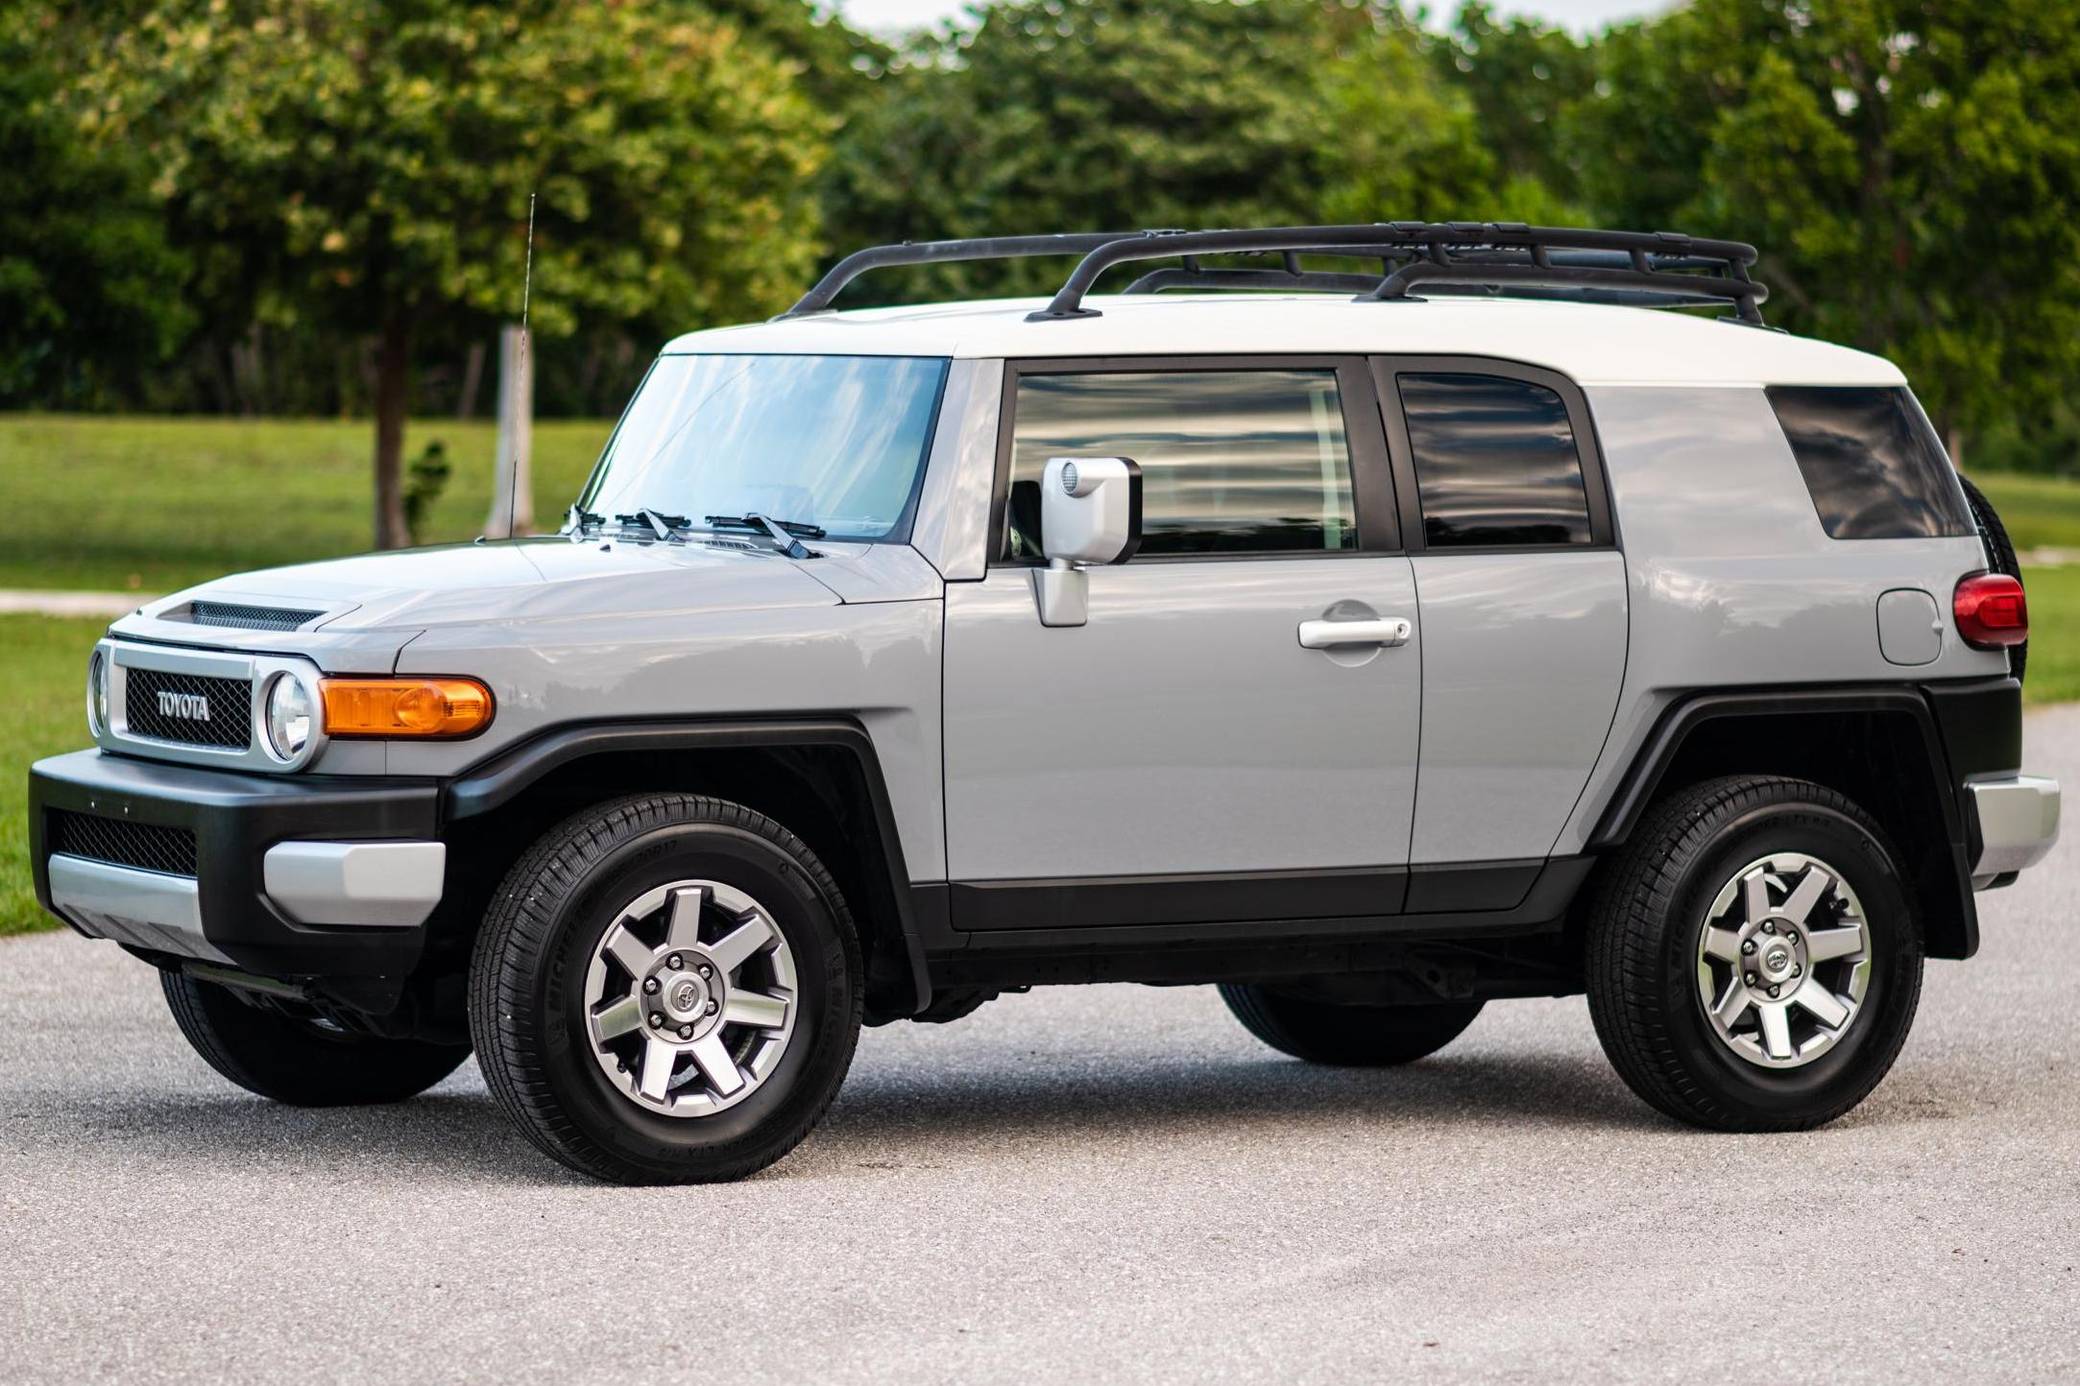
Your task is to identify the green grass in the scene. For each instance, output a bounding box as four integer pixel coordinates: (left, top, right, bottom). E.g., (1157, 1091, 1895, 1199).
(2017, 564, 2080, 705)
(1973, 471, 2080, 554)
(0, 414, 613, 594)
(2, 616, 111, 936)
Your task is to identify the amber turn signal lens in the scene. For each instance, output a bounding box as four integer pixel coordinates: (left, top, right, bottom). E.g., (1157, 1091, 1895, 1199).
(320, 677, 493, 738)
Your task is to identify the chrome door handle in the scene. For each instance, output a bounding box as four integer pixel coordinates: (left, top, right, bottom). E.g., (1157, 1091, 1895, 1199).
(1297, 616, 1412, 650)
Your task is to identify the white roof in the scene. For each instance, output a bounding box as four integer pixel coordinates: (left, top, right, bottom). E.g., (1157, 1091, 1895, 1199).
(663, 294, 1904, 388)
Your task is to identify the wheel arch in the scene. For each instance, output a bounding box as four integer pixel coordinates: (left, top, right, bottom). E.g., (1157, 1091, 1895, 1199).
(1586, 687, 1979, 959)
(438, 718, 933, 1020)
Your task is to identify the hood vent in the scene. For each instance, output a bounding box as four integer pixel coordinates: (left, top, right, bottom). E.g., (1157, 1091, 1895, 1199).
(182, 600, 324, 632)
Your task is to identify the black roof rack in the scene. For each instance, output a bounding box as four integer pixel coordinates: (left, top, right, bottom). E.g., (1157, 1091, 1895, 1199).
(783, 222, 1768, 325)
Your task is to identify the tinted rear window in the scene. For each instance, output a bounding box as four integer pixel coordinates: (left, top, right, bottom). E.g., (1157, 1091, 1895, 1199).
(1399, 372, 1594, 548)
(1766, 386, 1973, 539)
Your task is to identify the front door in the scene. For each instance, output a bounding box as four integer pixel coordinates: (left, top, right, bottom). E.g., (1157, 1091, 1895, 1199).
(941, 358, 1421, 931)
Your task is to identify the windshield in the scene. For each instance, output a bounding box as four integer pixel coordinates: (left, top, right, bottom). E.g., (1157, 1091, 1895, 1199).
(579, 353, 949, 541)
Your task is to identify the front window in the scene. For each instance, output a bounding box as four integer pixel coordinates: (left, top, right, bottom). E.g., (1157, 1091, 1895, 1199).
(581, 354, 949, 541)
(1003, 369, 1360, 559)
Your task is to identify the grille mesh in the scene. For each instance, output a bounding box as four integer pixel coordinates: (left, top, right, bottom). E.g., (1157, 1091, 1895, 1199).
(125, 668, 250, 748)
(48, 810, 198, 877)
(187, 600, 321, 632)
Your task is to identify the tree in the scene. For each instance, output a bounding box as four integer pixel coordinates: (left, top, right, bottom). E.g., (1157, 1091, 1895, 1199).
(0, 4, 190, 408)
(1568, 0, 2080, 458)
(94, 1, 830, 547)
(1429, 2, 1599, 216)
(820, 0, 1510, 305)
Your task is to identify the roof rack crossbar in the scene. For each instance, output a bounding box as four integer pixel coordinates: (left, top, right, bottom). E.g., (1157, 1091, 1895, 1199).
(784, 232, 1135, 317)
(1121, 267, 1394, 296)
(1023, 223, 1767, 325)
(1120, 265, 1742, 309)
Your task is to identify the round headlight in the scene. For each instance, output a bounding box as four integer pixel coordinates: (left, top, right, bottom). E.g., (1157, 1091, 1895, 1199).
(86, 649, 109, 736)
(265, 673, 315, 760)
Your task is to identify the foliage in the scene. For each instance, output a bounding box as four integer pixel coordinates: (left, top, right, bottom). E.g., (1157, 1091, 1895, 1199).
(4, 0, 2080, 477)
(87, 0, 829, 544)
(0, 5, 191, 408)
(402, 438, 453, 544)
(822, 0, 1505, 304)
(1567, 0, 2080, 455)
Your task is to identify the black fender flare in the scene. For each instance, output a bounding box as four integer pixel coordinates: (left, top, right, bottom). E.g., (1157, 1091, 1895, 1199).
(443, 717, 933, 1012)
(1585, 680, 2019, 961)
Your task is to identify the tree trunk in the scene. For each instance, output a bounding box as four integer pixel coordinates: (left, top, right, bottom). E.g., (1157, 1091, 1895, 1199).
(457, 339, 486, 420)
(372, 313, 413, 550)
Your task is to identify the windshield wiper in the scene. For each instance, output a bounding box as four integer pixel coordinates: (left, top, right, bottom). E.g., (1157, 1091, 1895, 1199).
(702, 513, 825, 560)
(565, 504, 605, 536)
(614, 508, 691, 542)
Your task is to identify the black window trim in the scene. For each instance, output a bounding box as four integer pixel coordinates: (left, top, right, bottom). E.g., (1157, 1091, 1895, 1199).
(988, 354, 1402, 566)
(1372, 355, 1618, 555)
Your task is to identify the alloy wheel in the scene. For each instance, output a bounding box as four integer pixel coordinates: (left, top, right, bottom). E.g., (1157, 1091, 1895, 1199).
(582, 880, 798, 1117)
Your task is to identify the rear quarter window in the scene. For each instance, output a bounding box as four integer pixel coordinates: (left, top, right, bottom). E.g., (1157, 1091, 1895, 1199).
(1766, 386, 1974, 540)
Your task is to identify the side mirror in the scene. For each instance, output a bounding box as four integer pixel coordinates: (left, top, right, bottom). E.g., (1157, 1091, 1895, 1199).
(1034, 456, 1142, 627)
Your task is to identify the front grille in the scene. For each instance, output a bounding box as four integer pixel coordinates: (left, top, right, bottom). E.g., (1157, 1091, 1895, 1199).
(124, 668, 250, 749)
(187, 600, 322, 632)
(47, 809, 198, 877)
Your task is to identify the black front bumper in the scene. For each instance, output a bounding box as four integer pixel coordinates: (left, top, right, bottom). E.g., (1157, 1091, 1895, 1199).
(30, 749, 440, 981)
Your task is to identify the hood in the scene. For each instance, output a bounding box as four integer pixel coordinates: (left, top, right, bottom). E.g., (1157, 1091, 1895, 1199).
(110, 537, 845, 669)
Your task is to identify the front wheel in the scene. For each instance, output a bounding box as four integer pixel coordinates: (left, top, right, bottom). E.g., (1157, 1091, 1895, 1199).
(161, 972, 471, 1105)
(1586, 775, 1923, 1132)
(469, 794, 862, 1184)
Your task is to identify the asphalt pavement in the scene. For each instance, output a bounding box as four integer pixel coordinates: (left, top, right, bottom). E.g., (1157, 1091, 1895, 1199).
(5, 709, 2078, 1384)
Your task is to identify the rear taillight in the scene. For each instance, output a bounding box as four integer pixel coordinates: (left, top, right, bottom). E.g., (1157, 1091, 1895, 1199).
(1953, 573, 2028, 649)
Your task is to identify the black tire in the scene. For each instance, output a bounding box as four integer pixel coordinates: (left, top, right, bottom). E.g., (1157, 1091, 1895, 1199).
(1585, 775, 1923, 1132)
(1218, 984, 1483, 1066)
(161, 971, 470, 1105)
(1958, 472, 2027, 683)
(468, 794, 861, 1185)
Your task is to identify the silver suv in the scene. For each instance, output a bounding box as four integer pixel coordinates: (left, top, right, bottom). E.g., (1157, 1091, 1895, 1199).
(29, 224, 2062, 1184)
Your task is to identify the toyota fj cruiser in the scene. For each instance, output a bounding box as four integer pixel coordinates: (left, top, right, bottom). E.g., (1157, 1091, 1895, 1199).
(29, 224, 2062, 1184)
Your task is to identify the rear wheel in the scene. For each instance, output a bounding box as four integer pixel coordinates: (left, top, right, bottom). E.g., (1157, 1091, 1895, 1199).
(161, 972, 470, 1106)
(1219, 984, 1483, 1066)
(1586, 775, 1923, 1131)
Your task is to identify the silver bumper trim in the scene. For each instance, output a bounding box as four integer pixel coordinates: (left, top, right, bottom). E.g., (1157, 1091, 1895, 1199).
(46, 854, 233, 964)
(1969, 774, 2061, 885)
(262, 840, 446, 928)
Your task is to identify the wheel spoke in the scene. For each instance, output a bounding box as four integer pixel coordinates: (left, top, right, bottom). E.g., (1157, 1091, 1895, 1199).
(689, 1033, 745, 1095)
(639, 1035, 679, 1100)
(1714, 979, 1752, 1029)
(592, 994, 645, 1042)
(723, 990, 789, 1030)
(1781, 864, 1832, 924)
(708, 913, 776, 974)
(664, 885, 708, 951)
(1742, 871, 1772, 926)
(603, 923, 655, 980)
(1702, 926, 1745, 963)
(1757, 1001, 1795, 1060)
(1790, 979, 1850, 1029)
(1805, 925, 1863, 963)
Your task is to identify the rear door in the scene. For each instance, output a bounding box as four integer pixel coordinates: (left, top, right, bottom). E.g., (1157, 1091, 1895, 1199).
(940, 357, 1422, 930)
(1374, 358, 1628, 886)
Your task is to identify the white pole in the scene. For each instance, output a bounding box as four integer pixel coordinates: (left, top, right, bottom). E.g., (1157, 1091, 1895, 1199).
(486, 322, 534, 537)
